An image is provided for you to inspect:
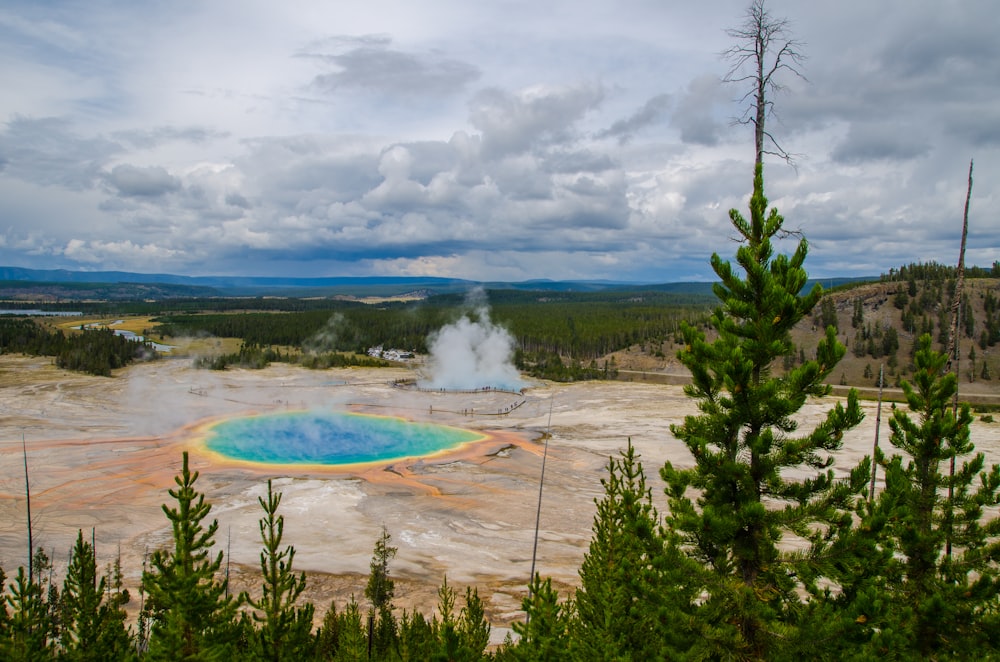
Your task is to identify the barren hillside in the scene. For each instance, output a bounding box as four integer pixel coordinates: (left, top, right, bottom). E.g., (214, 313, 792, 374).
(606, 277, 1000, 405)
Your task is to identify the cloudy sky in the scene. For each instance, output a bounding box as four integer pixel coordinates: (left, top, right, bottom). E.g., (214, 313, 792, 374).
(0, 0, 996, 283)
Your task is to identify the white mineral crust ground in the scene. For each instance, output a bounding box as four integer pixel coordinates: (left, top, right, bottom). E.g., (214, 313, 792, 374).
(1, 356, 998, 638)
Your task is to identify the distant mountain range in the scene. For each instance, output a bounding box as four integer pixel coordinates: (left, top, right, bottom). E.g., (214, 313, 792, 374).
(0, 266, 874, 300)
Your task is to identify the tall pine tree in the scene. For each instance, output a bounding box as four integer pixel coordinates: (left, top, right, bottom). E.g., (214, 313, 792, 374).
(661, 162, 866, 658)
(660, 2, 866, 656)
(243, 479, 315, 661)
(141, 451, 236, 660)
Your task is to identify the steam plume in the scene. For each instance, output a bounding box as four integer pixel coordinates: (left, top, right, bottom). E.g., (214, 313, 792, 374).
(420, 290, 524, 391)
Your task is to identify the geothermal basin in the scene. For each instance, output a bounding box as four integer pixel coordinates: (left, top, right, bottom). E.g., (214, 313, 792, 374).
(201, 411, 486, 467)
(2, 355, 1000, 634)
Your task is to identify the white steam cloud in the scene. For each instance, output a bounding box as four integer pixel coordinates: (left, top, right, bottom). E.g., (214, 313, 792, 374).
(420, 291, 524, 391)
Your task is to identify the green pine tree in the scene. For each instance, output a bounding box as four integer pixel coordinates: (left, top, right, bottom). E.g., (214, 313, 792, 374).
(430, 577, 488, 662)
(458, 586, 490, 659)
(333, 598, 367, 662)
(661, 162, 866, 658)
(141, 451, 237, 660)
(570, 439, 697, 660)
(397, 609, 435, 662)
(30, 547, 61, 650)
(365, 526, 396, 613)
(852, 298, 864, 328)
(509, 574, 569, 662)
(315, 601, 340, 660)
(364, 525, 398, 660)
(872, 335, 1000, 656)
(243, 479, 315, 661)
(59, 530, 132, 661)
(5, 565, 52, 660)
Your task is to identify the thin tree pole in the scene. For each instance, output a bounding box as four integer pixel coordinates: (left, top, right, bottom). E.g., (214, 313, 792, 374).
(945, 159, 973, 558)
(23, 434, 33, 585)
(868, 364, 885, 501)
(527, 396, 554, 610)
(92, 527, 98, 590)
(138, 546, 149, 653)
(225, 525, 232, 600)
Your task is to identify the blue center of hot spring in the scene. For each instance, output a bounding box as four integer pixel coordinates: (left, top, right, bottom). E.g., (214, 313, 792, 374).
(203, 411, 483, 465)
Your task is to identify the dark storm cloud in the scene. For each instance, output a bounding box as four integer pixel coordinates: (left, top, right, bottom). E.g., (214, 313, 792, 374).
(944, 109, 1000, 147)
(305, 35, 480, 98)
(783, 2, 1000, 140)
(468, 84, 605, 159)
(104, 164, 181, 197)
(0, 116, 121, 190)
(672, 74, 729, 146)
(831, 123, 930, 165)
(596, 94, 671, 144)
(877, 6, 1000, 85)
(237, 135, 383, 206)
(225, 192, 250, 209)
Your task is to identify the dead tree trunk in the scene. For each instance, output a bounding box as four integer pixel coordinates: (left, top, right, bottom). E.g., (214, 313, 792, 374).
(946, 158, 973, 558)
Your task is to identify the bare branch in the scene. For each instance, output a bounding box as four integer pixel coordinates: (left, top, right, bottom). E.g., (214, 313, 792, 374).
(722, 0, 807, 168)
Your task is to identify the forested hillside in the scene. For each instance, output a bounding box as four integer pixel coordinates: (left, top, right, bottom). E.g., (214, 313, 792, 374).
(0, 318, 156, 376)
(148, 291, 713, 382)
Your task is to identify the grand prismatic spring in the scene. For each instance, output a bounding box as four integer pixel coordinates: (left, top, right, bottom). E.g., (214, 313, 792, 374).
(201, 411, 485, 466)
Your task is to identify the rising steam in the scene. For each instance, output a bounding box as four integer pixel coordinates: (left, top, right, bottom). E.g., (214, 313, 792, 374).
(419, 290, 524, 391)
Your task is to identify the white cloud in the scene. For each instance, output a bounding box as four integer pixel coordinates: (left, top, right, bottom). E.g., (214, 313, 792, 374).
(0, 0, 996, 281)
(62, 238, 180, 266)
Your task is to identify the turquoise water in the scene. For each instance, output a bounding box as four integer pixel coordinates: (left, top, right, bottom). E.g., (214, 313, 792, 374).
(203, 411, 483, 465)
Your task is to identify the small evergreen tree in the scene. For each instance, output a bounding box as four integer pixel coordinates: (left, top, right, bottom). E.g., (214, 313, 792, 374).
(364, 525, 398, 660)
(397, 609, 435, 662)
(5, 565, 52, 660)
(28, 547, 61, 649)
(315, 601, 340, 660)
(819, 297, 838, 332)
(333, 598, 367, 662)
(458, 586, 490, 659)
(60, 530, 131, 660)
(365, 526, 396, 613)
(243, 479, 315, 661)
(817, 335, 1000, 659)
(876, 335, 1000, 656)
(0, 566, 8, 659)
(429, 577, 488, 662)
(509, 574, 569, 661)
(141, 451, 236, 660)
(570, 440, 696, 660)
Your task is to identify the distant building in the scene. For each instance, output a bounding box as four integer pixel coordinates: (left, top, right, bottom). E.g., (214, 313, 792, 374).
(368, 346, 416, 361)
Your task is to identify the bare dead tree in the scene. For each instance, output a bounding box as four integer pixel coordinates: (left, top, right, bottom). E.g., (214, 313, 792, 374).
(723, 0, 807, 168)
(23, 434, 34, 585)
(946, 159, 974, 370)
(946, 158, 973, 558)
(869, 364, 885, 501)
